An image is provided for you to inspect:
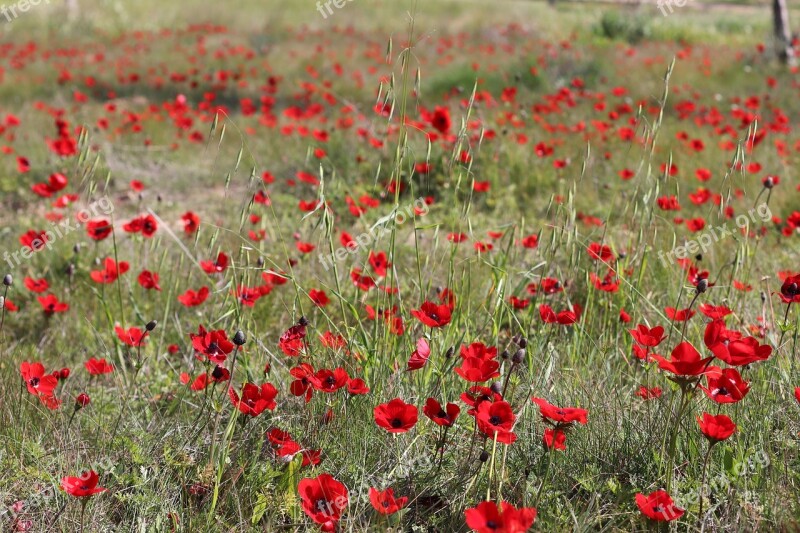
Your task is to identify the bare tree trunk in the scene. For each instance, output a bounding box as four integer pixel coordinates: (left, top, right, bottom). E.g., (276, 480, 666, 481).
(773, 0, 796, 66)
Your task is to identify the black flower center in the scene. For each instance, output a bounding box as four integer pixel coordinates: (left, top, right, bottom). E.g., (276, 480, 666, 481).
(391, 418, 403, 428)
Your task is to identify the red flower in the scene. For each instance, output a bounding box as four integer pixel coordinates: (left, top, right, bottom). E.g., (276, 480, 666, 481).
(347, 378, 370, 395)
(312, 368, 349, 393)
(181, 211, 200, 234)
(374, 398, 418, 433)
(290, 363, 316, 403)
(460, 342, 497, 361)
(90, 258, 129, 284)
(407, 337, 431, 371)
(531, 397, 588, 426)
(710, 336, 772, 367)
(200, 252, 229, 274)
(455, 357, 500, 383)
(543, 428, 567, 451)
(428, 106, 451, 134)
(84, 358, 114, 375)
(464, 501, 537, 533)
(20, 361, 58, 397)
(190, 325, 234, 363)
(634, 386, 662, 400)
(177, 286, 209, 307)
(423, 398, 460, 427)
(308, 289, 329, 307)
(635, 490, 684, 522)
(279, 323, 307, 357)
(700, 367, 750, 404)
(587, 242, 614, 262)
(38, 294, 69, 314)
(23, 277, 49, 293)
(369, 487, 408, 515)
(298, 473, 348, 527)
(86, 219, 113, 241)
(779, 274, 800, 304)
(461, 386, 502, 415)
(665, 307, 695, 322)
(61, 470, 106, 498)
(228, 383, 278, 416)
(795, 387, 800, 404)
(651, 342, 712, 377)
(629, 324, 666, 347)
(115, 325, 147, 347)
(476, 400, 517, 444)
(697, 412, 736, 443)
(122, 214, 158, 237)
(137, 270, 161, 291)
(411, 301, 452, 328)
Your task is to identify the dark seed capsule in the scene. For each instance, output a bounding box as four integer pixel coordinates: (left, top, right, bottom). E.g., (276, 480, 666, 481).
(298, 316, 309, 327)
(146, 320, 158, 332)
(73, 243, 81, 254)
(479, 451, 490, 462)
(490, 382, 503, 394)
(695, 254, 703, 262)
(696, 279, 708, 294)
(517, 337, 527, 349)
(233, 330, 246, 346)
(445, 346, 455, 358)
(66, 264, 75, 276)
(500, 350, 509, 360)
(257, 256, 265, 267)
(764, 176, 774, 189)
(512, 349, 525, 364)
(3, 274, 11, 286)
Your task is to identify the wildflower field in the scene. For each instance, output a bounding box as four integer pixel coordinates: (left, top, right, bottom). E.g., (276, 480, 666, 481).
(1, 0, 800, 531)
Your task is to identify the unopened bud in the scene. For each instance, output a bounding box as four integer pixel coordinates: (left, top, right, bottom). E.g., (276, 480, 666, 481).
(479, 450, 490, 462)
(696, 279, 708, 294)
(146, 320, 158, 332)
(233, 330, 246, 346)
(512, 349, 525, 364)
(3, 274, 11, 286)
(490, 382, 503, 394)
(298, 316, 309, 327)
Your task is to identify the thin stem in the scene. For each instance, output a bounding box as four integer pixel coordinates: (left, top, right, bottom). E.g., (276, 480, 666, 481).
(698, 443, 714, 526)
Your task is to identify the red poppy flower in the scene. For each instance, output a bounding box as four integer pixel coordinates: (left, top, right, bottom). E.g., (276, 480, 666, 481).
(779, 274, 800, 304)
(177, 287, 209, 307)
(635, 490, 684, 522)
(531, 397, 589, 426)
(651, 342, 713, 377)
(794, 387, 800, 403)
(347, 378, 370, 395)
(423, 398, 460, 427)
(90, 258, 130, 284)
(665, 307, 695, 322)
(635, 386, 662, 400)
(38, 294, 69, 314)
(181, 211, 200, 234)
(455, 357, 500, 383)
(700, 367, 750, 404)
(587, 242, 614, 262)
(61, 470, 106, 498)
(86, 219, 113, 241)
(20, 361, 58, 397)
(710, 336, 772, 367)
(190, 325, 234, 363)
(411, 301, 451, 328)
(298, 473, 348, 527)
(137, 270, 161, 291)
(279, 323, 307, 357)
(461, 386, 502, 415)
(200, 252, 229, 274)
(698, 303, 733, 320)
(115, 325, 147, 347)
(476, 400, 517, 444)
(629, 324, 666, 347)
(290, 363, 316, 403)
(23, 277, 49, 293)
(122, 214, 158, 237)
(374, 398, 418, 433)
(368, 251, 392, 277)
(464, 500, 537, 533)
(521, 234, 538, 249)
(228, 383, 278, 416)
(312, 368, 349, 393)
(84, 358, 114, 375)
(405, 337, 431, 371)
(697, 412, 736, 443)
(308, 289, 329, 307)
(369, 487, 408, 515)
(428, 106, 451, 134)
(20, 229, 49, 251)
(543, 428, 567, 451)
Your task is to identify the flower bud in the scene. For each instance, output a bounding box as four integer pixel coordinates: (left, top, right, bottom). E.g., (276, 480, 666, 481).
(696, 279, 708, 294)
(512, 349, 525, 364)
(146, 320, 158, 332)
(764, 176, 774, 189)
(445, 346, 455, 358)
(479, 450, 490, 462)
(298, 316, 309, 327)
(517, 337, 527, 349)
(490, 382, 503, 394)
(75, 393, 91, 408)
(3, 274, 11, 286)
(233, 330, 246, 346)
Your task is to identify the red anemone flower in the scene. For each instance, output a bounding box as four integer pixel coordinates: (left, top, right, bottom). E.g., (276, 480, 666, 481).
(20, 361, 58, 397)
(374, 398, 418, 433)
(61, 470, 106, 498)
(635, 490, 684, 522)
(697, 412, 736, 443)
(228, 383, 278, 416)
(298, 473, 348, 527)
(369, 487, 408, 515)
(411, 301, 452, 328)
(476, 400, 517, 444)
(423, 398, 461, 427)
(464, 500, 537, 533)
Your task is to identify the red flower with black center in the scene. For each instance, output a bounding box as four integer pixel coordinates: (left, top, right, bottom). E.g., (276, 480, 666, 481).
(423, 398, 460, 427)
(411, 301, 452, 328)
(651, 341, 712, 377)
(279, 323, 307, 357)
(86, 219, 113, 241)
(61, 470, 106, 498)
(190, 325, 234, 364)
(90, 258, 129, 284)
(531, 397, 589, 427)
(23, 277, 49, 293)
(181, 211, 200, 234)
(374, 398, 418, 433)
(369, 487, 408, 515)
(137, 270, 161, 291)
(38, 294, 69, 314)
(290, 363, 316, 403)
(312, 368, 349, 393)
(177, 287, 209, 307)
(464, 500, 537, 533)
(779, 274, 800, 304)
(200, 252, 229, 274)
(115, 325, 147, 347)
(20, 361, 58, 397)
(635, 490, 684, 522)
(455, 356, 500, 383)
(476, 400, 517, 444)
(700, 367, 750, 404)
(629, 324, 666, 347)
